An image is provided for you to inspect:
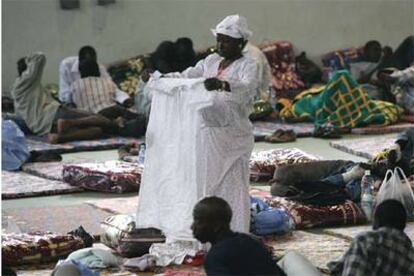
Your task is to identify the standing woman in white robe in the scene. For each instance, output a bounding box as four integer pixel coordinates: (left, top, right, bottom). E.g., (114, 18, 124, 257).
(136, 14, 258, 239)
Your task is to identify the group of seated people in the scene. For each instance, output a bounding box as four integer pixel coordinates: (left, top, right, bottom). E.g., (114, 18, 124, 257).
(7, 34, 414, 145)
(197, 196, 414, 275)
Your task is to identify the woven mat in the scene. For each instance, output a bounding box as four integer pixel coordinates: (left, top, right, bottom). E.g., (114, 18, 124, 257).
(86, 195, 139, 215)
(351, 122, 414, 135)
(253, 121, 314, 139)
(330, 136, 395, 159)
(1, 171, 83, 199)
(27, 136, 142, 154)
(2, 204, 113, 236)
(22, 159, 92, 181)
(322, 222, 414, 241)
(86, 188, 270, 215)
(263, 230, 350, 269)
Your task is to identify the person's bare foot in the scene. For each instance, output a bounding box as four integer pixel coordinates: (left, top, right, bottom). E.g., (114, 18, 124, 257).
(115, 117, 126, 128)
(57, 118, 72, 134)
(47, 133, 60, 144)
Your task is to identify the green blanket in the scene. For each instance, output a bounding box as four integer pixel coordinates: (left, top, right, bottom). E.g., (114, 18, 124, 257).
(280, 70, 402, 128)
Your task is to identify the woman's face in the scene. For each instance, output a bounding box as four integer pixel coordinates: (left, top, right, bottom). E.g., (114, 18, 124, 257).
(216, 33, 243, 59)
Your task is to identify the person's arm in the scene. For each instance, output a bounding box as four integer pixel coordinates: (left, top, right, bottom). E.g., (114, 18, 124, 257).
(59, 59, 73, 104)
(12, 52, 46, 98)
(328, 237, 370, 276)
(226, 59, 259, 106)
(163, 58, 206, 78)
(204, 252, 232, 276)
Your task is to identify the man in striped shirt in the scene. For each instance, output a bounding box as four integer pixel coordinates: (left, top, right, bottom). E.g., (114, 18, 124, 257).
(71, 60, 146, 138)
(59, 45, 130, 107)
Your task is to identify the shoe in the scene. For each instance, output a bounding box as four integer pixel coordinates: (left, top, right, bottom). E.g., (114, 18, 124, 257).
(313, 124, 342, 139)
(265, 129, 296, 143)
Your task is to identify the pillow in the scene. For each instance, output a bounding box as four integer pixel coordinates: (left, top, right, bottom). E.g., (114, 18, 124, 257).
(264, 197, 366, 229)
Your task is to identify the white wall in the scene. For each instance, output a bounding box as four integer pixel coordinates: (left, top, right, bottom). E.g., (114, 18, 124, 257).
(2, 0, 413, 92)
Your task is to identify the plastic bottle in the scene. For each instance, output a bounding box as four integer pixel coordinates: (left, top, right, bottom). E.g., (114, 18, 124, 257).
(137, 143, 146, 165)
(328, 59, 337, 80)
(269, 86, 277, 110)
(360, 170, 375, 222)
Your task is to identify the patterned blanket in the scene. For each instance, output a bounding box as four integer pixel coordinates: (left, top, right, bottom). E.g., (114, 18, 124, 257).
(280, 71, 403, 128)
(2, 171, 83, 199)
(63, 160, 142, 193)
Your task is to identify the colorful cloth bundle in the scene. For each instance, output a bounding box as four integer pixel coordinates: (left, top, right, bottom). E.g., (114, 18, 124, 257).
(280, 71, 403, 128)
(259, 41, 304, 95)
(322, 47, 364, 70)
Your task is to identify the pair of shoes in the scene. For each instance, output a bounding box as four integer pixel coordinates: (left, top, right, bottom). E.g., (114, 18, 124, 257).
(313, 124, 342, 139)
(264, 129, 296, 143)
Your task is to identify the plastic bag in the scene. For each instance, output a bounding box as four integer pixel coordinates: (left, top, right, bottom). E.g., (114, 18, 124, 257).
(376, 167, 414, 219)
(2, 120, 30, 171)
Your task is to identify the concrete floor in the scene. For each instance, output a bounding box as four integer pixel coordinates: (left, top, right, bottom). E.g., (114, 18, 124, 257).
(2, 133, 396, 210)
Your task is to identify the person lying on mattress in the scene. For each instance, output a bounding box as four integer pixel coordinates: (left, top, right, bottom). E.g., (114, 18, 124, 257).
(378, 63, 414, 115)
(192, 196, 321, 276)
(71, 59, 147, 138)
(11, 52, 122, 144)
(270, 128, 414, 206)
(328, 199, 414, 275)
(277, 69, 403, 131)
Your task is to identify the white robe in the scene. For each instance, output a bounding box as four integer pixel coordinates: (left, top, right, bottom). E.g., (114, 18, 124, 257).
(136, 54, 258, 241)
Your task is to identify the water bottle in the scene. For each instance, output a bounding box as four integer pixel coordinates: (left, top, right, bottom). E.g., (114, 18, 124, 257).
(360, 170, 375, 222)
(328, 59, 337, 80)
(269, 86, 277, 110)
(137, 143, 146, 165)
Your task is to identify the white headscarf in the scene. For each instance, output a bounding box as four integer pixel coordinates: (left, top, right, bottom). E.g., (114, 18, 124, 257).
(211, 14, 252, 40)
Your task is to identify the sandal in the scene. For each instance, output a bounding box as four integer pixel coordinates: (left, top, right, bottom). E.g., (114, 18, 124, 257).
(265, 129, 296, 143)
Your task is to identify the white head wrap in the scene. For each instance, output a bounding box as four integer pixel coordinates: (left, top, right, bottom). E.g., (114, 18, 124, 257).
(211, 14, 252, 40)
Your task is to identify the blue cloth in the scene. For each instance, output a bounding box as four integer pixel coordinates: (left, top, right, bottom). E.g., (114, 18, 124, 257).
(55, 259, 99, 276)
(253, 208, 292, 236)
(2, 120, 30, 171)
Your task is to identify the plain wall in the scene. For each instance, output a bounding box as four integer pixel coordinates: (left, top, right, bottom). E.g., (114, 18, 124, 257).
(2, 0, 414, 92)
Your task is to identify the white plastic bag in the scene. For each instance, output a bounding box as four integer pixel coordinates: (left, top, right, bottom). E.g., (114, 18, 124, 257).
(376, 167, 414, 219)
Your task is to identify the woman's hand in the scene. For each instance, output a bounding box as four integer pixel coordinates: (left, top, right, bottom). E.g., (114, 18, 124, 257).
(141, 69, 154, 83)
(204, 78, 229, 91)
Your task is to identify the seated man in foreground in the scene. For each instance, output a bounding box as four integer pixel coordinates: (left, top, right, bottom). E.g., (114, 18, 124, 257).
(192, 196, 321, 276)
(328, 199, 414, 275)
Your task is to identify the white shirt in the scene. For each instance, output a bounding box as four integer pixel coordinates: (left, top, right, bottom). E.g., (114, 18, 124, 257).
(350, 61, 378, 81)
(243, 43, 272, 100)
(71, 77, 117, 114)
(58, 56, 111, 104)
